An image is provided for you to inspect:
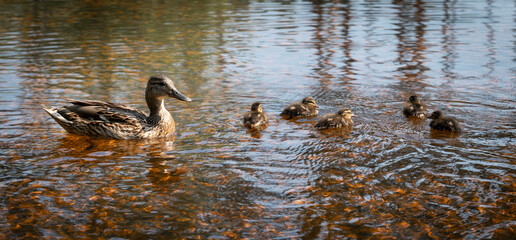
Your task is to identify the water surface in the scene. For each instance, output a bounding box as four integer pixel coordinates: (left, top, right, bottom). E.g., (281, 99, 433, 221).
(0, 0, 515, 239)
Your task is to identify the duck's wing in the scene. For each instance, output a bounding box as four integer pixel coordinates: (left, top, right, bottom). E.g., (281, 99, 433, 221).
(68, 100, 148, 121)
(446, 118, 461, 132)
(280, 104, 296, 118)
(43, 100, 148, 139)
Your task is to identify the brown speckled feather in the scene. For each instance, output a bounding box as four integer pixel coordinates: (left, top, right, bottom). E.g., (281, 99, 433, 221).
(44, 100, 146, 139)
(65, 100, 146, 124)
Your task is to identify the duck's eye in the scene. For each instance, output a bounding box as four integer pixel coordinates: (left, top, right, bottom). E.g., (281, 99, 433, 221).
(156, 82, 167, 87)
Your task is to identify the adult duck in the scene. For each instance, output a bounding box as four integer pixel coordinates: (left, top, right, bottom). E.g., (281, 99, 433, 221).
(43, 75, 191, 139)
(243, 102, 268, 130)
(280, 97, 319, 119)
(428, 110, 461, 132)
(402, 95, 427, 118)
(315, 107, 355, 130)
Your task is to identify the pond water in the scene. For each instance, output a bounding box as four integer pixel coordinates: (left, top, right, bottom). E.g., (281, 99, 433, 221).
(0, 0, 515, 239)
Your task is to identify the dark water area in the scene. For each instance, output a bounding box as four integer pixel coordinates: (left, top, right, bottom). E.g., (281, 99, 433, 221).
(0, 0, 515, 239)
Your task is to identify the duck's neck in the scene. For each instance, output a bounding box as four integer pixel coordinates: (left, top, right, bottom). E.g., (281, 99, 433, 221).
(146, 95, 171, 124)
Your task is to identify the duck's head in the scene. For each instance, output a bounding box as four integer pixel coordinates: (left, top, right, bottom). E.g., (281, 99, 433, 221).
(302, 97, 318, 108)
(251, 102, 263, 113)
(146, 75, 191, 102)
(337, 107, 355, 119)
(408, 95, 420, 104)
(428, 110, 443, 120)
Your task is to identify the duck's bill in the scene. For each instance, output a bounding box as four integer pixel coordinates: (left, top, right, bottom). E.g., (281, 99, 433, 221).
(169, 89, 192, 102)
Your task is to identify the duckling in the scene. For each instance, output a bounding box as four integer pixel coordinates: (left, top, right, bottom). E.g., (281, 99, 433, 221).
(315, 107, 355, 130)
(43, 74, 191, 139)
(243, 102, 268, 130)
(428, 110, 461, 132)
(403, 95, 427, 118)
(280, 97, 319, 119)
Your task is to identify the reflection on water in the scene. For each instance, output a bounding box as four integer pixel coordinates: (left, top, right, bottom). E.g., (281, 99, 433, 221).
(1, 0, 515, 239)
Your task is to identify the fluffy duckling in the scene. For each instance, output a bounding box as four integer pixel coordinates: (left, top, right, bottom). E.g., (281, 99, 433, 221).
(280, 97, 319, 119)
(428, 110, 461, 132)
(403, 95, 427, 118)
(315, 107, 354, 130)
(243, 102, 268, 129)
